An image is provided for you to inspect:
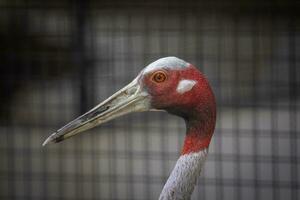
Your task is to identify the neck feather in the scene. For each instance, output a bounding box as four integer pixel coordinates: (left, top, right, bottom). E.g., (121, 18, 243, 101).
(159, 149, 208, 200)
(159, 103, 216, 200)
(181, 116, 215, 154)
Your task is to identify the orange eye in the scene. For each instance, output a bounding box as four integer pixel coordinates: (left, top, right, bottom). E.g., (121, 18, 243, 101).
(151, 71, 167, 83)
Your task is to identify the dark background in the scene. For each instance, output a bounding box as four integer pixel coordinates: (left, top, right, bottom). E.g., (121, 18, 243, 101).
(0, 0, 299, 199)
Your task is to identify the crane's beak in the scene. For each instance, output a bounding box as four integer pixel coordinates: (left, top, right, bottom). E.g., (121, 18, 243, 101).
(42, 77, 150, 146)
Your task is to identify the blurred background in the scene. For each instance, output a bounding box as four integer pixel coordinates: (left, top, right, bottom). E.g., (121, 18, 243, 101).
(0, 0, 299, 200)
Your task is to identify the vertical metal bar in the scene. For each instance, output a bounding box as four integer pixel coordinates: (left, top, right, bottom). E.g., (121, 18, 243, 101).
(215, 14, 223, 200)
(72, 0, 90, 113)
(288, 16, 298, 200)
(252, 16, 259, 200)
(270, 15, 279, 200)
(71, 0, 90, 199)
(233, 16, 241, 200)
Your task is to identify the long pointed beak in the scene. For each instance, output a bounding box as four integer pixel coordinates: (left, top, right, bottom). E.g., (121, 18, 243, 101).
(42, 77, 150, 146)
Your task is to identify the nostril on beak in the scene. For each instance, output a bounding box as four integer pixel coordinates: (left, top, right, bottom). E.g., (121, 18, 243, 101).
(93, 105, 110, 116)
(92, 108, 105, 117)
(99, 105, 110, 113)
(81, 105, 110, 122)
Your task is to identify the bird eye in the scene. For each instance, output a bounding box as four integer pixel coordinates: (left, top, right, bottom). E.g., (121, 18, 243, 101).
(151, 71, 167, 83)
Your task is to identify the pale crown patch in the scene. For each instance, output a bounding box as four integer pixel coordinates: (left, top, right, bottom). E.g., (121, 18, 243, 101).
(143, 56, 189, 74)
(176, 80, 197, 94)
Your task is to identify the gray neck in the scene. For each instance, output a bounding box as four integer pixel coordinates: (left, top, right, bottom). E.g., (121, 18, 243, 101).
(159, 149, 208, 200)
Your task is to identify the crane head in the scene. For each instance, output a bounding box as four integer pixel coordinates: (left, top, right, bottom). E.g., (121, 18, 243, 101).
(43, 57, 215, 146)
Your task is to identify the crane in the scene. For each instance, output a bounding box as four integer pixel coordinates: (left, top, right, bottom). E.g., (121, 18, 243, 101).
(43, 57, 216, 200)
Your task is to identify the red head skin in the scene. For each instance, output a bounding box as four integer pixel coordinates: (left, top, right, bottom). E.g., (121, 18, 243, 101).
(140, 65, 216, 155)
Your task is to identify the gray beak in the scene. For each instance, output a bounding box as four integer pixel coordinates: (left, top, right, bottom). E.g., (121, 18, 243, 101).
(42, 77, 150, 146)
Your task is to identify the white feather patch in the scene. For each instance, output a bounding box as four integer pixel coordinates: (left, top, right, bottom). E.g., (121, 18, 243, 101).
(159, 149, 208, 200)
(176, 79, 197, 94)
(143, 57, 189, 74)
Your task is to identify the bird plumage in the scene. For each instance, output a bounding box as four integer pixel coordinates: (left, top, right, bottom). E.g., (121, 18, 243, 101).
(159, 149, 208, 200)
(43, 57, 216, 200)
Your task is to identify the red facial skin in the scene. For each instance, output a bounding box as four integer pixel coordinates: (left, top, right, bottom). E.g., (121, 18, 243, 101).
(140, 65, 216, 155)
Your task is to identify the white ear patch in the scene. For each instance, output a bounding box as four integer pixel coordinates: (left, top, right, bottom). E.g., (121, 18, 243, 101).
(176, 80, 197, 94)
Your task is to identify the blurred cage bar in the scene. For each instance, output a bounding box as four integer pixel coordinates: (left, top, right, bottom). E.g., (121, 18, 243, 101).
(0, 0, 299, 200)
